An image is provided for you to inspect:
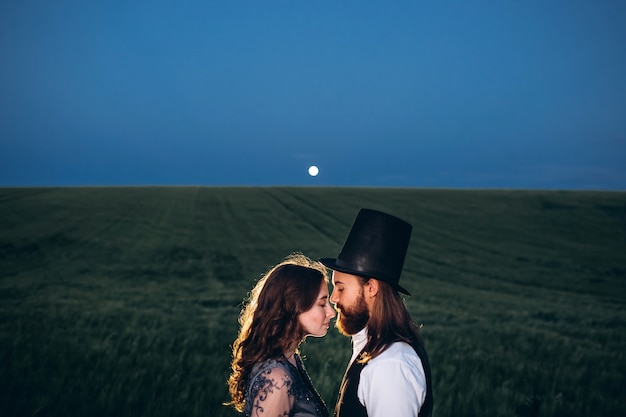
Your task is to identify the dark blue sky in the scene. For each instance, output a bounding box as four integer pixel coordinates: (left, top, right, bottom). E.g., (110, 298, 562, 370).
(1, 1, 625, 189)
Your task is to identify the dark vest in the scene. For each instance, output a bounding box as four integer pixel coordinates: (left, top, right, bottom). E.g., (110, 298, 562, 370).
(334, 343, 433, 417)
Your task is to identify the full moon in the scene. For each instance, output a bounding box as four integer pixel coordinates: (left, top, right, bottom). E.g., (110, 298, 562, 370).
(308, 165, 319, 176)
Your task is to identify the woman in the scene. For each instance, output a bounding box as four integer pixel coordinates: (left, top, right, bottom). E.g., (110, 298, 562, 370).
(227, 253, 336, 417)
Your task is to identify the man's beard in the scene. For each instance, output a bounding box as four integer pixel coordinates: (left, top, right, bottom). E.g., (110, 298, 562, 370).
(336, 293, 369, 336)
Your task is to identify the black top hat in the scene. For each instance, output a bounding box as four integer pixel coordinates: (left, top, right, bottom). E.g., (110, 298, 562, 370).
(319, 208, 412, 295)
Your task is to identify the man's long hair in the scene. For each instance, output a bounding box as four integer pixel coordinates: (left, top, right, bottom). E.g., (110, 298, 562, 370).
(226, 254, 329, 412)
(359, 277, 424, 363)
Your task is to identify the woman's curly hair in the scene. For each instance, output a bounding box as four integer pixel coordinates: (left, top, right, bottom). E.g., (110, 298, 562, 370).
(226, 253, 329, 412)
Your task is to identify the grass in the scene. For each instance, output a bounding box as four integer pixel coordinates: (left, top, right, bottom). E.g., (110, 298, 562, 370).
(0, 186, 625, 416)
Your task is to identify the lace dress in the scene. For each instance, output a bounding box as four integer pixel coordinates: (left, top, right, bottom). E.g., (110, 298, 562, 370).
(245, 353, 330, 417)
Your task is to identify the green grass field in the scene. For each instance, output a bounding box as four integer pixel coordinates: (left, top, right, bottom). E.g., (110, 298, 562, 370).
(1, 187, 624, 417)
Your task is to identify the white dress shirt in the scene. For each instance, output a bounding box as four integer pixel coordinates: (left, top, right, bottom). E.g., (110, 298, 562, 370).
(349, 327, 427, 417)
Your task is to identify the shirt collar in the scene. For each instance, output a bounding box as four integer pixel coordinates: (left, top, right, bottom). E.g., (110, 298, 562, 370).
(350, 327, 368, 365)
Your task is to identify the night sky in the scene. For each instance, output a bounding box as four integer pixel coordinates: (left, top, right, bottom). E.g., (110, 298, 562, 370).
(1, 1, 625, 189)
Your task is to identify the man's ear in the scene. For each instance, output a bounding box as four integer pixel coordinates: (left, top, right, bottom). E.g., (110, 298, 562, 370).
(364, 278, 379, 299)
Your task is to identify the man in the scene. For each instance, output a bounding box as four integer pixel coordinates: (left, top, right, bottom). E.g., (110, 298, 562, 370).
(320, 208, 433, 417)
